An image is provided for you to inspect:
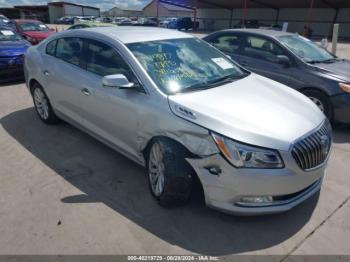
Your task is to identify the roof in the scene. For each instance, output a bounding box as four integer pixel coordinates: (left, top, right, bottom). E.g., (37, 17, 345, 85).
(72, 22, 117, 27)
(61, 26, 193, 44)
(13, 5, 48, 10)
(48, 2, 100, 10)
(143, 0, 193, 11)
(160, 2, 193, 11)
(109, 6, 143, 12)
(160, 0, 350, 9)
(223, 28, 293, 37)
(14, 19, 43, 23)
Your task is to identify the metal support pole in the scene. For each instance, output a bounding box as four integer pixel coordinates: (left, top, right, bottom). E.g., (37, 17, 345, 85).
(275, 8, 279, 24)
(307, 0, 315, 27)
(229, 9, 233, 28)
(193, 8, 197, 31)
(156, 0, 160, 27)
(242, 0, 248, 27)
(332, 24, 339, 55)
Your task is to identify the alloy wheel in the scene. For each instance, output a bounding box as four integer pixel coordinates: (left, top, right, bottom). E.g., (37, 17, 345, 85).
(148, 143, 165, 197)
(33, 88, 49, 120)
(308, 96, 325, 113)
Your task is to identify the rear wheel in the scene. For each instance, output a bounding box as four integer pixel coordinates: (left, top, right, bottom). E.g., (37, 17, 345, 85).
(147, 138, 194, 207)
(303, 90, 333, 121)
(32, 83, 60, 124)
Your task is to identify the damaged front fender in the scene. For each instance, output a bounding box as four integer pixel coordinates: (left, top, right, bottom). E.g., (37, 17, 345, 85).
(136, 111, 219, 164)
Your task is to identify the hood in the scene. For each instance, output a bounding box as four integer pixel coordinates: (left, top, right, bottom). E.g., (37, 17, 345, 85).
(23, 31, 54, 40)
(0, 39, 31, 56)
(168, 74, 325, 151)
(311, 59, 350, 83)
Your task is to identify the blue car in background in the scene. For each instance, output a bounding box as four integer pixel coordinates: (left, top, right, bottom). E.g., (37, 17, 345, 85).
(0, 27, 31, 82)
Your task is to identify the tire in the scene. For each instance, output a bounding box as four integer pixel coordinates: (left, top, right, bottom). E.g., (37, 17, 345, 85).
(146, 138, 194, 207)
(302, 89, 333, 121)
(31, 82, 60, 124)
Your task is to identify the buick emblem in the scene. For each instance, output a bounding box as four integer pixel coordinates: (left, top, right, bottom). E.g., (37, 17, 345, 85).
(8, 59, 15, 66)
(320, 135, 330, 156)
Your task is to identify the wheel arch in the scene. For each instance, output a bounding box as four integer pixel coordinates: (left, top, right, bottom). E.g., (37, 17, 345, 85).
(28, 78, 41, 94)
(142, 135, 196, 161)
(142, 135, 205, 198)
(299, 86, 330, 97)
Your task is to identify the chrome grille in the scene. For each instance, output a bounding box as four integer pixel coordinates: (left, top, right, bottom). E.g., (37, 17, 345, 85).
(292, 122, 332, 170)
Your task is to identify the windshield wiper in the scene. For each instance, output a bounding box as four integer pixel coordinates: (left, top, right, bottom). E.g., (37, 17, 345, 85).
(181, 73, 250, 93)
(308, 58, 338, 64)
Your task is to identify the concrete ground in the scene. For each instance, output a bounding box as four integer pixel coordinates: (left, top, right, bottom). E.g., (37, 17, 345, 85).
(0, 30, 350, 258)
(0, 83, 350, 258)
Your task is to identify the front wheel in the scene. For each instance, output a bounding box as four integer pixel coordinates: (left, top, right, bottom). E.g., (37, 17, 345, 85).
(303, 90, 333, 121)
(147, 139, 194, 207)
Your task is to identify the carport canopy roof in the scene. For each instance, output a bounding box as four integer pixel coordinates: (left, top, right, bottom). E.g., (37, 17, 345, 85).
(161, 0, 350, 9)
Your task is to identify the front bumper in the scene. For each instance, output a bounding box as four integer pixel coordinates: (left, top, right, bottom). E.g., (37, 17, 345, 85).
(0, 56, 25, 81)
(331, 93, 350, 124)
(187, 150, 326, 215)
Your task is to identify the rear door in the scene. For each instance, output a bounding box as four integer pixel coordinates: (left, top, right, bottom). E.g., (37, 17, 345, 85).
(239, 34, 293, 86)
(42, 37, 88, 125)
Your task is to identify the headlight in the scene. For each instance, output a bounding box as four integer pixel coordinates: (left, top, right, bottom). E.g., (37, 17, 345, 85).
(26, 36, 37, 43)
(211, 132, 284, 169)
(339, 83, 350, 93)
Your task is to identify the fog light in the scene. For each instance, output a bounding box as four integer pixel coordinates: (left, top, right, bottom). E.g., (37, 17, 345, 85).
(239, 196, 273, 203)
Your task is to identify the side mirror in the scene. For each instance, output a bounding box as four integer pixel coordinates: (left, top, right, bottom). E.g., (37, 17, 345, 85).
(276, 55, 291, 67)
(50, 28, 55, 32)
(102, 74, 134, 89)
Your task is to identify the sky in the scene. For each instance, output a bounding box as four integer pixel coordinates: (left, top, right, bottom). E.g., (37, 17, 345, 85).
(0, 0, 152, 11)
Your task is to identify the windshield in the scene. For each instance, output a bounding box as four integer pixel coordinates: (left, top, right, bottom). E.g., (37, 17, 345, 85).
(127, 38, 247, 94)
(0, 29, 22, 41)
(19, 22, 49, 32)
(278, 34, 334, 63)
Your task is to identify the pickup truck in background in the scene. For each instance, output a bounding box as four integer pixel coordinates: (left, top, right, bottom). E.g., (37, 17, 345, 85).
(168, 17, 199, 30)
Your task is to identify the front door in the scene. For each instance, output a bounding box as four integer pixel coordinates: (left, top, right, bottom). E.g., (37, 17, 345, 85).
(78, 39, 147, 159)
(240, 34, 293, 86)
(207, 33, 242, 63)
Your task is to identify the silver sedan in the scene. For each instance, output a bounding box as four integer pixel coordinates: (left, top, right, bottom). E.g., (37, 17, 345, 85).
(24, 27, 332, 215)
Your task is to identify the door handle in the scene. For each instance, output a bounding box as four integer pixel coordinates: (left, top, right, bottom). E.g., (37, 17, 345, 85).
(43, 70, 49, 76)
(81, 88, 91, 96)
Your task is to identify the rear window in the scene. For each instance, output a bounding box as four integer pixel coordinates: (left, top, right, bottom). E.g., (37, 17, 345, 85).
(56, 37, 83, 66)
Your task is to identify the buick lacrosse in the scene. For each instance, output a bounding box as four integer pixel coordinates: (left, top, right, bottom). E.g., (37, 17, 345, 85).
(24, 27, 332, 215)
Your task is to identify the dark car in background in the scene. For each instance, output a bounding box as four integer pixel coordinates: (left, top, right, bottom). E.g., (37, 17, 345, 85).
(203, 29, 350, 124)
(137, 17, 158, 26)
(13, 19, 55, 45)
(55, 16, 75, 25)
(233, 19, 267, 29)
(0, 27, 31, 82)
(168, 17, 199, 30)
(0, 14, 16, 30)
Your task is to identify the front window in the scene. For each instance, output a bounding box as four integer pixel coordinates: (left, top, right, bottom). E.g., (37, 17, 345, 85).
(278, 34, 335, 63)
(18, 22, 49, 32)
(243, 35, 286, 63)
(0, 29, 22, 41)
(127, 38, 248, 94)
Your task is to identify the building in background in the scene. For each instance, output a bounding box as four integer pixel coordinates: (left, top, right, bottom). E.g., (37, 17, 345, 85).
(105, 7, 143, 17)
(143, 0, 193, 18)
(0, 2, 100, 23)
(48, 2, 100, 23)
(0, 5, 49, 22)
